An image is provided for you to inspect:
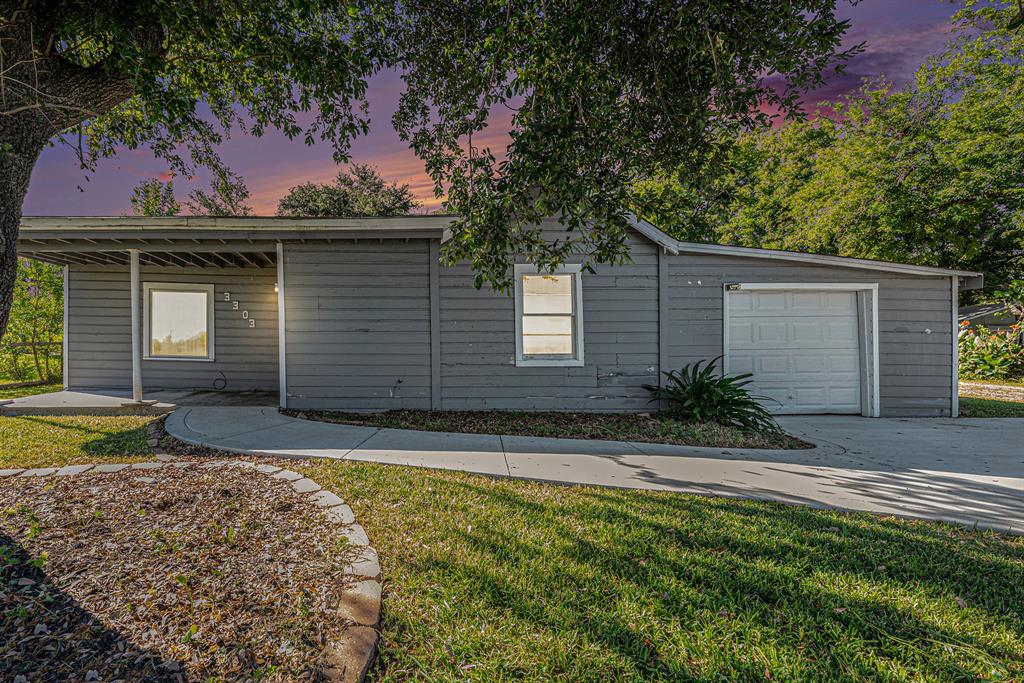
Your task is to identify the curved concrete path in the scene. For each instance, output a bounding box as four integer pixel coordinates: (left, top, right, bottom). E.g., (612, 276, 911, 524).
(165, 407, 1024, 535)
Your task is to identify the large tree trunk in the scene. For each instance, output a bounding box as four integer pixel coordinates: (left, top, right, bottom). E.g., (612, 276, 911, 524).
(0, 124, 46, 342)
(0, 4, 136, 341)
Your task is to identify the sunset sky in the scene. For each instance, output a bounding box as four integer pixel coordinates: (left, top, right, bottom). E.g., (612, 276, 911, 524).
(24, 0, 962, 217)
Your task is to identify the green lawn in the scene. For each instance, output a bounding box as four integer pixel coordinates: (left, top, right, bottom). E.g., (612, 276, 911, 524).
(0, 382, 62, 400)
(301, 460, 1024, 682)
(0, 415, 153, 469)
(1, 415, 1022, 679)
(960, 397, 1024, 418)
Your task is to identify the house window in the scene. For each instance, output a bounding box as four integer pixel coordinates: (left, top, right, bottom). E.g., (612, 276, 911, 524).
(143, 283, 215, 361)
(514, 264, 584, 367)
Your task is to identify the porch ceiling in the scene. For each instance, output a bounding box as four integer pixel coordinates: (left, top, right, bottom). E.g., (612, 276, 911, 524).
(17, 238, 279, 269)
(16, 215, 451, 268)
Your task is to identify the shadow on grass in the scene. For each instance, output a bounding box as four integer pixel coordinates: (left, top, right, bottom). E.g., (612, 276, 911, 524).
(322, 462, 1024, 681)
(11, 416, 151, 457)
(0, 530, 178, 680)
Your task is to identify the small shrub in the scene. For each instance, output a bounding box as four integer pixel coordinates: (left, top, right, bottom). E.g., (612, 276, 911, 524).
(958, 322, 1024, 380)
(643, 357, 781, 433)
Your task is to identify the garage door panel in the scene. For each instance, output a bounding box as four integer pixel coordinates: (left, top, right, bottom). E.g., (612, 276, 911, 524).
(829, 355, 859, 374)
(728, 290, 862, 415)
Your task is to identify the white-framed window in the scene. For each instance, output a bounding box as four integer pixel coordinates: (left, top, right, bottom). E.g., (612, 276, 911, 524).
(514, 264, 584, 367)
(143, 282, 215, 361)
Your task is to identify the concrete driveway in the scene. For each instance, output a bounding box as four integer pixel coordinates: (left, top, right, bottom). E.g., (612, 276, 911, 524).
(165, 408, 1024, 534)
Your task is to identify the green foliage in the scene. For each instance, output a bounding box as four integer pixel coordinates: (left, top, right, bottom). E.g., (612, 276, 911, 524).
(276, 164, 417, 217)
(4, 0, 857, 308)
(386, 1, 860, 289)
(185, 169, 251, 217)
(0, 259, 63, 383)
(129, 171, 251, 217)
(643, 357, 781, 434)
(994, 280, 1024, 325)
(637, 1, 1024, 293)
(130, 178, 180, 217)
(958, 322, 1024, 380)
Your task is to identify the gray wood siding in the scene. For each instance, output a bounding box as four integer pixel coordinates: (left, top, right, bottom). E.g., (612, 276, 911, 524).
(283, 241, 432, 410)
(666, 254, 954, 417)
(66, 265, 278, 391)
(439, 226, 660, 411)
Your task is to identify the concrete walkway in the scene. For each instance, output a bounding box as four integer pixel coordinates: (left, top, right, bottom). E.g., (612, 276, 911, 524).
(165, 407, 1024, 534)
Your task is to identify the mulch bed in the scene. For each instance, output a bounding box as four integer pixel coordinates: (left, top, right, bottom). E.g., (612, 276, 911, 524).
(282, 409, 810, 450)
(1, 465, 359, 681)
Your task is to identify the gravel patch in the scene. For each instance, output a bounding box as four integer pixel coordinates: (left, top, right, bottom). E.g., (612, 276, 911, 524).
(1, 462, 378, 681)
(960, 381, 1024, 402)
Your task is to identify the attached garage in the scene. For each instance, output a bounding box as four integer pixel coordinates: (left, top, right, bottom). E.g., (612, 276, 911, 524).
(724, 284, 877, 416)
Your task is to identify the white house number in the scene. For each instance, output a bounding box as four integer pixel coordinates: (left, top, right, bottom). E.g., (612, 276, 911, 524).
(222, 292, 256, 328)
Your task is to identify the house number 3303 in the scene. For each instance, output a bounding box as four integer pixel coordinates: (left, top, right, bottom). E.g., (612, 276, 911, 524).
(222, 291, 256, 328)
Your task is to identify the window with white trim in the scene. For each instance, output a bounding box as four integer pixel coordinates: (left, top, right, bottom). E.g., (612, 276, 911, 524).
(514, 264, 584, 366)
(143, 283, 215, 361)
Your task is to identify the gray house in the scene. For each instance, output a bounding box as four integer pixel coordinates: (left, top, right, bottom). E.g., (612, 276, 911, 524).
(16, 215, 982, 417)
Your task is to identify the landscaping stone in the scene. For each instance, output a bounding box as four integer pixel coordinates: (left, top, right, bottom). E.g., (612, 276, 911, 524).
(200, 460, 229, 469)
(340, 524, 370, 547)
(292, 477, 322, 494)
(133, 476, 157, 484)
(56, 464, 93, 476)
(131, 462, 163, 470)
(272, 468, 304, 482)
(344, 547, 381, 580)
(322, 625, 378, 683)
(254, 463, 282, 474)
(19, 468, 57, 477)
(310, 490, 345, 508)
(93, 464, 129, 473)
(337, 580, 382, 627)
(326, 504, 356, 525)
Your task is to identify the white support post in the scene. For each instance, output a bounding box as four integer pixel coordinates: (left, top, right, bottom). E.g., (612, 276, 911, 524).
(952, 275, 960, 418)
(129, 249, 143, 403)
(62, 266, 69, 390)
(277, 241, 287, 409)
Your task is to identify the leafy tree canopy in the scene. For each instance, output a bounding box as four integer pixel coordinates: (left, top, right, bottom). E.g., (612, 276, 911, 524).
(635, 0, 1024, 293)
(129, 171, 251, 217)
(129, 178, 180, 217)
(277, 164, 417, 217)
(0, 0, 859, 338)
(1, 258, 62, 383)
(186, 170, 252, 217)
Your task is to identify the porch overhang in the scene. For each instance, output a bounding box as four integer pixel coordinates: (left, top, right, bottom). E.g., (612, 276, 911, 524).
(17, 215, 452, 268)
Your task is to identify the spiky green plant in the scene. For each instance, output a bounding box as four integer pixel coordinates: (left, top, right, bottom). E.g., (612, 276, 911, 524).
(643, 357, 781, 433)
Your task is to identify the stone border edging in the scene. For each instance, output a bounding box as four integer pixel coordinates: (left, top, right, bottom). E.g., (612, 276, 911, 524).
(0, 459, 381, 683)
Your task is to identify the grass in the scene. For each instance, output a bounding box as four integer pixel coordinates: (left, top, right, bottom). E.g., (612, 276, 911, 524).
(0, 415, 153, 469)
(300, 459, 1024, 682)
(0, 382, 62, 400)
(0, 414, 1021, 679)
(960, 397, 1024, 418)
(285, 409, 807, 449)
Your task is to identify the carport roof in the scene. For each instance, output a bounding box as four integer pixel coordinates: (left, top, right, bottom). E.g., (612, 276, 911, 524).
(17, 214, 984, 289)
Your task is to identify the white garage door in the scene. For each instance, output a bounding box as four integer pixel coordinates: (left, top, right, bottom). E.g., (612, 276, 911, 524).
(727, 289, 862, 414)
